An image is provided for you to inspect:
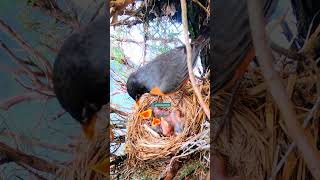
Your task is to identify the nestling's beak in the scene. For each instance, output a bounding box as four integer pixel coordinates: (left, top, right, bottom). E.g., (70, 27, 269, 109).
(81, 113, 97, 140)
(152, 117, 161, 126)
(138, 108, 152, 119)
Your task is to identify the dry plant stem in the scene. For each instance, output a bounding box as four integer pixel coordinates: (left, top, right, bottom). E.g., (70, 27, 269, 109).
(246, 0, 320, 179)
(270, 72, 320, 178)
(180, 0, 210, 119)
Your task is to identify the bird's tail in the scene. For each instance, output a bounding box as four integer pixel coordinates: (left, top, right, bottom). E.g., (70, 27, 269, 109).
(191, 26, 210, 65)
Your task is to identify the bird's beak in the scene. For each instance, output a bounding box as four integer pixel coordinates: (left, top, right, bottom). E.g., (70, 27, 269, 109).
(82, 113, 97, 140)
(150, 87, 165, 96)
(135, 98, 141, 107)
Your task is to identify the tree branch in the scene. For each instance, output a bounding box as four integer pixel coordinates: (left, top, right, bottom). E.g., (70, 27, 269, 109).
(29, 0, 80, 28)
(0, 93, 46, 111)
(180, 0, 210, 119)
(110, 107, 128, 117)
(0, 130, 72, 153)
(0, 18, 53, 82)
(0, 141, 59, 174)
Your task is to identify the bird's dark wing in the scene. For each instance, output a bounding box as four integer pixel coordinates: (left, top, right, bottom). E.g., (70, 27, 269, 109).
(212, 0, 279, 93)
(53, 16, 109, 121)
(133, 46, 188, 93)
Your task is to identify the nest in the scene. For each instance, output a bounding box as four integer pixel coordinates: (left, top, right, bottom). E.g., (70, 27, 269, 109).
(212, 53, 320, 179)
(124, 78, 210, 177)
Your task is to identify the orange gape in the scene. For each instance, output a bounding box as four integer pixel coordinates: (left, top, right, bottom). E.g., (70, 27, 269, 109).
(227, 47, 256, 88)
(138, 109, 152, 119)
(152, 117, 161, 126)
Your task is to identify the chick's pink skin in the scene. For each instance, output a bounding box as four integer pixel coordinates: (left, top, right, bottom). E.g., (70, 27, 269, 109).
(167, 109, 184, 134)
(154, 107, 185, 135)
(153, 107, 170, 117)
(160, 117, 174, 136)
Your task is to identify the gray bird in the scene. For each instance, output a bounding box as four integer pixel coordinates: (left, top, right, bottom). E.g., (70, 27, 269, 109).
(53, 15, 109, 140)
(126, 29, 209, 101)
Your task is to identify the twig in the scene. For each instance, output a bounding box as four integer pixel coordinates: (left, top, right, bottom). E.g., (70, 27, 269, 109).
(29, 0, 79, 28)
(19, 164, 47, 180)
(191, 0, 209, 15)
(269, 40, 305, 60)
(246, 0, 320, 179)
(0, 18, 53, 82)
(89, 2, 105, 23)
(49, 110, 66, 122)
(0, 93, 45, 111)
(0, 142, 58, 174)
(0, 40, 41, 84)
(110, 106, 128, 117)
(180, 0, 210, 119)
(0, 129, 72, 153)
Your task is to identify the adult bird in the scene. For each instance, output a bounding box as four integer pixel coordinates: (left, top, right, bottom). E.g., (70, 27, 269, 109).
(126, 28, 209, 102)
(212, 0, 279, 93)
(53, 15, 109, 140)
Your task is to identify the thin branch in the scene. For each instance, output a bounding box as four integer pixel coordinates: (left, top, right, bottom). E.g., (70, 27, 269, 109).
(180, 0, 210, 119)
(14, 77, 55, 97)
(19, 164, 47, 180)
(111, 19, 143, 27)
(0, 40, 40, 83)
(0, 141, 59, 174)
(0, 63, 24, 75)
(29, 0, 80, 28)
(0, 93, 45, 111)
(269, 40, 305, 60)
(0, 129, 72, 153)
(191, 0, 210, 15)
(0, 18, 53, 82)
(110, 106, 129, 117)
(89, 2, 105, 23)
(246, 0, 320, 179)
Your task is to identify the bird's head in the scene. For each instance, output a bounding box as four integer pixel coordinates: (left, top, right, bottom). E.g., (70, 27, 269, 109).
(126, 72, 148, 102)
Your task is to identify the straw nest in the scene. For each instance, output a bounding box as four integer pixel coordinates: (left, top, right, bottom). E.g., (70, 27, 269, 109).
(212, 53, 320, 179)
(123, 77, 210, 177)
